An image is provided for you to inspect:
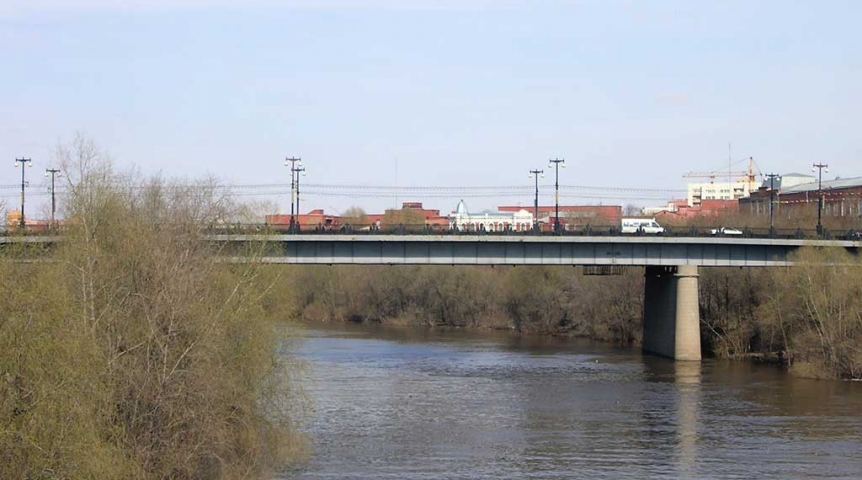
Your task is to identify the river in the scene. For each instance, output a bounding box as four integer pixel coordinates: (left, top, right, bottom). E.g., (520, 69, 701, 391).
(283, 323, 862, 479)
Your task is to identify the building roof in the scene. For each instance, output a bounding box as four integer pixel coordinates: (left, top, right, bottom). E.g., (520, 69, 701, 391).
(455, 199, 469, 215)
(759, 172, 815, 190)
(781, 176, 862, 194)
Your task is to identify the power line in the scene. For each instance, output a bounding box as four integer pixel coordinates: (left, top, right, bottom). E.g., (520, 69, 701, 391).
(0, 181, 687, 194)
(0, 188, 679, 201)
(296, 190, 675, 201)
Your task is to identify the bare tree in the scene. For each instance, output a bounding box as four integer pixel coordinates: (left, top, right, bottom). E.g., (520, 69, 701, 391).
(623, 204, 642, 216)
(341, 206, 368, 226)
(1, 134, 307, 479)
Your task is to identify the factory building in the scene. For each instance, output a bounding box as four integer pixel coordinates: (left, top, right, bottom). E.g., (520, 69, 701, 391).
(741, 175, 862, 219)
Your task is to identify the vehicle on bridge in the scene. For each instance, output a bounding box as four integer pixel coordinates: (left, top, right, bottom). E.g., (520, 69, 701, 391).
(709, 227, 743, 236)
(620, 218, 665, 234)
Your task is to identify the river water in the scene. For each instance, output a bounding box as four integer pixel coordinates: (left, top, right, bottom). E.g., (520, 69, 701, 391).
(284, 323, 862, 479)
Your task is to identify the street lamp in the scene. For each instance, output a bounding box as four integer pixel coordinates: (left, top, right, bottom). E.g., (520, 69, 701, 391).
(528, 168, 544, 232)
(45, 168, 62, 226)
(14, 157, 33, 229)
(548, 158, 565, 232)
(812, 162, 829, 236)
(765, 173, 779, 237)
(285, 156, 302, 232)
(295, 166, 306, 231)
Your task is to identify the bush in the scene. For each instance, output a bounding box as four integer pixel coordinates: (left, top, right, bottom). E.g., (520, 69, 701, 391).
(0, 136, 306, 479)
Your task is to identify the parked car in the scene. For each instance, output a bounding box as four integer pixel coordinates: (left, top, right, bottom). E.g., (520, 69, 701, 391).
(710, 227, 743, 236)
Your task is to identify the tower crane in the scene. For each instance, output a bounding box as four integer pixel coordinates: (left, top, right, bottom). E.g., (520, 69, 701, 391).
(683, 157, 761, 190)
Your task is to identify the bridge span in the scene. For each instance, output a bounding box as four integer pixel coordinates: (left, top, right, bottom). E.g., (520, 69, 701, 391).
(213, 234, 858, 267)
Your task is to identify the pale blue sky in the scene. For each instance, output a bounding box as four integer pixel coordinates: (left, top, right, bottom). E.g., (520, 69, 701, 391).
(1, 0, 860, 215)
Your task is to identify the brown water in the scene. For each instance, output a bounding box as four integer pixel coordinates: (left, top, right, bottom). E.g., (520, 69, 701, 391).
(283, 323, 862, 479)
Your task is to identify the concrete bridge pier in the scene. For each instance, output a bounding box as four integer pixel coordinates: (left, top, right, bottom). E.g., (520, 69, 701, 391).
(642, 265, 701, 361)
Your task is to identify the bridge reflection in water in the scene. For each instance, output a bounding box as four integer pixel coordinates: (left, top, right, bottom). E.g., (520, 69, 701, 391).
(675, 361, 701, 479)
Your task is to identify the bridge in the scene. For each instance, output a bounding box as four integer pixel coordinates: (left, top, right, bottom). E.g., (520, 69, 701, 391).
(212, 234, 857, 267)
(5, 233, 860, 362)
(209, 234, 859, 362)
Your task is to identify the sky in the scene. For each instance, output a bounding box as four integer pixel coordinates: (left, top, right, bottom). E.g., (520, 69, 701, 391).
(1, 0, 860, 217)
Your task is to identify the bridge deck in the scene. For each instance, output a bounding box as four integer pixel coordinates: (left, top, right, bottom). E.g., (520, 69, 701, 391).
(4, 234, 858, 266)
(213, 234, 860, 267)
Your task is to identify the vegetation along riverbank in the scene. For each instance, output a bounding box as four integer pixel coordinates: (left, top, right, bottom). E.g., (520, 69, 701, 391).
(1, 137, 307, 479)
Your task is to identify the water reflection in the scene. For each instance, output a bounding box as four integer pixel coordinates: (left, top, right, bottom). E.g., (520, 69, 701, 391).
(674, 361, 701, 479)
(286, 323, 862, 480)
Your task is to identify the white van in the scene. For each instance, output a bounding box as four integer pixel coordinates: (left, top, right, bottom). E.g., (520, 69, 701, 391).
(621, 218, 665, 234)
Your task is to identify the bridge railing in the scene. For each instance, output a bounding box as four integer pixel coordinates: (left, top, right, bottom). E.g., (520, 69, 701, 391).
(210, 223, 858, 241)
(3, 222, 860, 241)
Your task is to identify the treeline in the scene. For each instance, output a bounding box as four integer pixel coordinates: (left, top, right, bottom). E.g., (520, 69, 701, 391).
(0, 136, 305, 479)
(288, 265, 644, 344)
(286, 249, 862, 380)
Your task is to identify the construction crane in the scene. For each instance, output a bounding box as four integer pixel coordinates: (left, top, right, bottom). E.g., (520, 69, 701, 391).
(683, 157, 761, 189)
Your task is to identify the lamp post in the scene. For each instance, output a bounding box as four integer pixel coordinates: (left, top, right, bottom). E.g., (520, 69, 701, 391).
(285, 156, 302, 232)
(295, 166, 306, 231)
(528, 168, 544, 232)
(765, 173, 779, 237)
(14, 157, 33, 229)
(548, 158, 565, 232)
(45, 168, 62, 226)
(812, 162, 829, 236)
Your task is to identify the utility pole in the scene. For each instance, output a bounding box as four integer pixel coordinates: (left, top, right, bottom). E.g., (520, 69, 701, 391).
(765, 173, 779, 237)
(529, 168, 544, 232)
(295, 165, 306, 231)
(285, 156, 302, 232)
(45, 167, 62, 226)
(812, 162, 829, 236)
(548, 158, 565, 232)
(14, 157, 32, 229)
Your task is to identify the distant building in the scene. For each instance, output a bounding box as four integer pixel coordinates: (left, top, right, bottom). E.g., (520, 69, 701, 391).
(763, 172, 816, 190)
(497, 205, 622, 231)
(265, 209, 340, 230)
(4, 210, 54, 231)
(642, 201, 684, 216)
(654, 199, 739, 223)
(265, 201, 627, 232)
(449, 200, 533, 232)
(687, 180, 752, 207)
(265, 202, 450, 230)
(741, 175, 862, 219)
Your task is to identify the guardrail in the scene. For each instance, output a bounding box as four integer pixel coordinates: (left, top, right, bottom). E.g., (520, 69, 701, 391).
(3, 223, 861, 241)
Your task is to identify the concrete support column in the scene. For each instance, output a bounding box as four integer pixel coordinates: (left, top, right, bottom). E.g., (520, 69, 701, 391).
(643, 265, 701, 361)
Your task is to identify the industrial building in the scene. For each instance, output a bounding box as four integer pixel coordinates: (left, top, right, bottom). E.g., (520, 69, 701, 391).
(741, 175, 862, 219)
